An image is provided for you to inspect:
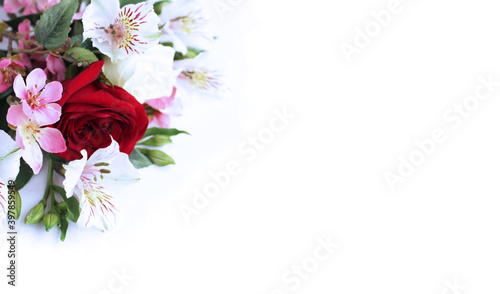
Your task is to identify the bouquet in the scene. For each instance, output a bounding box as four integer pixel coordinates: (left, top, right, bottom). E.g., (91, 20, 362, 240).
(0, 0, 224, 240)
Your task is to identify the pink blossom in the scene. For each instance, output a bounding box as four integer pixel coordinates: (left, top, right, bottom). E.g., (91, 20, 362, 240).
(0, 55, 25, 93)
(45, 54, 66, 81)
(17, 19, 46, 69)
(4, 0, 59, 15)
(13, 68, 63, 126)
(145, 87, 182, 128)
(6, 105, 66, 174)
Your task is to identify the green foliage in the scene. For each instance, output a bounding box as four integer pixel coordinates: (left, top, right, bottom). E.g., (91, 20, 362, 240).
(0, 98, 9, 133)
(129, 148, 154, 169)
(161, 42, 205, 60)
(64, 47, 99, 63)
(15, 159, 34, 190)
(120, 0, 145, 7)
(34, 0, 78, 50)
(143, 127, 189, 138)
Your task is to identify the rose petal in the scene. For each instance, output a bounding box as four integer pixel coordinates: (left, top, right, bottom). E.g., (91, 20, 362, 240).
(59, 61, 104, 105)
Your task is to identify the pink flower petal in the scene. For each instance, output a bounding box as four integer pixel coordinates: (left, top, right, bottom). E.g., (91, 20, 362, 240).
(0, 59, 11, 68)
(22, 101, 35, 119)
(13, 74, 27, 101)
(39, 81, 63, 103)
(0, 82, 11, 93)
(15, 129, 24, 150)
(150, 113, 171, 128)
(22, 140, 43, 175)
(33, 103, 62, 126)
(46, 55, 66, 81)
(36, 127, 66, 154)
(26, 68, 46, 94)
(6, 104, 29, 127)
(4, 0, 23, 13)
(145, 88, 177, 110)
(18, 19, 31, 37)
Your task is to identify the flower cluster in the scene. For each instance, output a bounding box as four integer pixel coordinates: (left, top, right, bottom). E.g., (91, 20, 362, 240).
(0, 0, 224, 240)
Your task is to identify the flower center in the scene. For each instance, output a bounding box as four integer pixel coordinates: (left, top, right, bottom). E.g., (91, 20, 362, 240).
(102, 6, 148, 54)
(26, 89, 43, 109)
(170, 15, 196, 34)
(180, 68, 222, 91)
(23, 120, 41, 142)
(0, 67, 17, 84)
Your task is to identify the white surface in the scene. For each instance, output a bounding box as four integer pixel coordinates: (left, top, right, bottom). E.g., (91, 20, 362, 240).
(2, 0, 500, 293)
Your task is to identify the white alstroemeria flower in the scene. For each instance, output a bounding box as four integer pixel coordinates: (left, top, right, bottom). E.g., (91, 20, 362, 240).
(63, 139, 139, 231)
(174, 55, 227, 95)
(82, 0, 162, 63)
(0, 180, 7, 223)
(0, 130, 23, 223)
(102, 44, 176, 103)
(159, 0, 213, 54)
(0, 130, 23, 181)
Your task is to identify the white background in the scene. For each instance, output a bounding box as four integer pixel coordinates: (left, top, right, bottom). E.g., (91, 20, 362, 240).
(2, 0, 500, 293)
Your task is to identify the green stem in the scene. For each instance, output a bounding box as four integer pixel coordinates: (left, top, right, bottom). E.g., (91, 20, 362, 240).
(43, 159, 55, 205)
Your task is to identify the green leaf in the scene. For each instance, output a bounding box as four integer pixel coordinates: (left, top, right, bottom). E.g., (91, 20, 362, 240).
(34, 0, 78, 50)
(129, 148, 154, 169)
(79, 38, 93, 50)
(51, 184, 68, 200)
(59, 216, 69, 241)
(64, 47, 99, 63)
(161, 42, 205, 60)
(120, 0, 144, 7)
(70, 19, 83, 37)
(46, 152, 68, 163)
(69, 35, 83, 47)
(65, 196, 80, 223)
(143, 127, 189, 138)
(65, 63, 84, 79)
(5, 14, 41, 32)
(154, 0, 172, 14)
(0, 98, 9, 133)
(15, 159, 34, 190)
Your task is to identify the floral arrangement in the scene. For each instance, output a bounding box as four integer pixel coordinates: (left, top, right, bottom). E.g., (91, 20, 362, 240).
(0, 0, 223, 240)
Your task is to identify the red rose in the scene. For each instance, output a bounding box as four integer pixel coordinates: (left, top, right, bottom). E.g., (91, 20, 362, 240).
(55, 61, 148, 161)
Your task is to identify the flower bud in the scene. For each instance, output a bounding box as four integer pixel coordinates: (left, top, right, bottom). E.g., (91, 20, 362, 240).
(7, 184, 21, 220)
(44, 213, 59, 232)
(56, 201, 68, 211)
(139, 135, 172, 147)
(25, 203, 45, 224)
(139, 149, 175, 166)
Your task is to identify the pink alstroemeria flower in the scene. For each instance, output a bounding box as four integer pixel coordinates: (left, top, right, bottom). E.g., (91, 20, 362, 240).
(6, 105, 66, 174)
(14, 68, 63, 126)
(0, 56, 25, 93)
(145, 87, 182, 128)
